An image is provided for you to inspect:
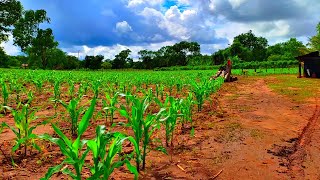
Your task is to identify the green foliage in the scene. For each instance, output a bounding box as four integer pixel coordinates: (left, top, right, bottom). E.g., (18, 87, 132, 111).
(2, 95, 42, 157)
(87, 129, 138, 180)
(40, 98, 96, 180)
(84, 55, 104, 70)
(30, 28, 58, 69)
(59, 97, 84, 137)
(112, 49, 131, 69)
(102, 92, 118, 125)
(1, 81, 9, 107)
(119, 94, 166, 171)
(101, 61, 112, 69)
(0, 0, 22, 42)
(13, 9, 50, 52)
(308, 22, 320, 51)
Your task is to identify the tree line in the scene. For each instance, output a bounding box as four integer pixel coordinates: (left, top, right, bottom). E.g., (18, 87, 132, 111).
(0, 0, 320, 70)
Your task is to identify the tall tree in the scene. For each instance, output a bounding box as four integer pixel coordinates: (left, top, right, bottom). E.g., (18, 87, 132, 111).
(30, 28, 58, 68)
(0, 47, 9, 67)
(84, 55, 103, 70)
(0, 0, 22, 42)
(138, 50, 154, 69)
(233, 30, 268, 61)
(308, 22, 320, 51)
(12, 10, 50, 52)
(267, 38, 305, 60)
(112, 49, 131, 69)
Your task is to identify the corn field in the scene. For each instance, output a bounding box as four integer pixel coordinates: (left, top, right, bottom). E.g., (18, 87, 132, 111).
(0, 69, 224, 179)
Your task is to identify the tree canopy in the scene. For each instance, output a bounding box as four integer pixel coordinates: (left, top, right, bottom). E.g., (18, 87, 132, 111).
(0, 0, 22, 42)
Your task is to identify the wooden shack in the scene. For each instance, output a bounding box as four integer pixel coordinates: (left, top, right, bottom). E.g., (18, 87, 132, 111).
(296, 51, 320, 78)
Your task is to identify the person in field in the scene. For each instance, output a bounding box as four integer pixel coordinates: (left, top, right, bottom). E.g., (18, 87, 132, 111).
(210, 59, 237, 82)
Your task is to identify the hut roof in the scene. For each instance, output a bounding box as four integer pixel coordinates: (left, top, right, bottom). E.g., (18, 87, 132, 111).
(296, 51, 320, 61)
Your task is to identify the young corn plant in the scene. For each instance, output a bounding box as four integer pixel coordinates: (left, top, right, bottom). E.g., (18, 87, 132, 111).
(68, 80, 75, 99)
(32, 79, 44, 94)
(40, 98, 96, 180)
(2, 95, 42, 157)
(191, 80, 209, 112)
(91, 80, 101, 98)
(87, 127, 139, 180)
(102, 92, 119, 125)
(160, 96, 183, 147)
(120, 95, 166, 171)
(59, 97, 83, 137)
(1, 81, 9, 114)
(180, 92, 194, 133)
(10, 79, 24, 104)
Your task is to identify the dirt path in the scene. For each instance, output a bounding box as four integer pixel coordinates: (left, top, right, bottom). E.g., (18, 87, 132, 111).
(216, 77, 319, 179)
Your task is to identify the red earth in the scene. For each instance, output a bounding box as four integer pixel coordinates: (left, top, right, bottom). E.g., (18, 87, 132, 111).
(0, 75, 319, 179)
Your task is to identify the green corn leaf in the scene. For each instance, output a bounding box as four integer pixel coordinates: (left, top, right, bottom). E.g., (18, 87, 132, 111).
(61, 167, 78, 179)
(52, 124, 72, 148)
(78, 98, 96, 136)
(87, 140, 98, 158)
(40, 163, 64, 180)
(125, 160, 138, 180)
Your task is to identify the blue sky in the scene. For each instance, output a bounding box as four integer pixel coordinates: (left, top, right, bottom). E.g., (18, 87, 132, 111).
(2, 0, 320, 60)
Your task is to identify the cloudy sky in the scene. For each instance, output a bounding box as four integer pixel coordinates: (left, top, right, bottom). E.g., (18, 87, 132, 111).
(2, 0, 320, 60)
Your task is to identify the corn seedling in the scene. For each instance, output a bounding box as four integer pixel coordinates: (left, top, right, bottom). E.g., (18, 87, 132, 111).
(119, 95, 147, 172)
(102, 92, 119, 125)
(40, 98, 96, 180)
(87, 127, 139, 179)
(32, 79, 44, 93)
(180, 92, 194, 132)
(191, 80, 209, 112)
(91, 80, 101, 98)
(59, 97, 83, 137)
(120, 95, 167, 171)
(2, 101, 42, 157)
(68, 80, 75, 99)
(160, 96, 183, 147)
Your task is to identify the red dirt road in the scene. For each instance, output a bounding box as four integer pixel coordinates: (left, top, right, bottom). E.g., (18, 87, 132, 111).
(216, 77, 319, 179)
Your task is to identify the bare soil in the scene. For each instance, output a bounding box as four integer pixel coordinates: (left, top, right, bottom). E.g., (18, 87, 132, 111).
(0, 76, 319, 179)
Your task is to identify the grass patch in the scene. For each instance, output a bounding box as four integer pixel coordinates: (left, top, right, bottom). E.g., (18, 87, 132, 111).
(266, 75, 320, 103)
(250, 129, 264, 139)
(215, 122, 244, 143)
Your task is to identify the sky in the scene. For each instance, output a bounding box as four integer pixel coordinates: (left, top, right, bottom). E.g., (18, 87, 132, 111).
(1, 0, 320, 60)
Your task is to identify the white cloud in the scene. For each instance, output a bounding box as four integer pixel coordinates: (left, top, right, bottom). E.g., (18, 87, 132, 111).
(127, 0, 164, 8)
(0, 35, 20, 56)
(215, 20, 291, 45)
(139, 5, 218, 43)
(65, 41, 176, 61)
(115, 21, 133, 34)
(228, 0, 248, 9)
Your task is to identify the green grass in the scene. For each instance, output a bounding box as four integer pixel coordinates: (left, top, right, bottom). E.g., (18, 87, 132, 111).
(266, 75, 320, 103)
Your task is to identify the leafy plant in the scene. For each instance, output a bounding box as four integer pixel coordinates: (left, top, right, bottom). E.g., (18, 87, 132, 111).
(59, 97, 83, 137)
(40, 98, 96, 180)
(120, 95, 166, 171)
(180, 92, 194, 132)
(102, 92, 119, 125)
(87, 127, 139, 179)
(32, 79, 44, 93)
(2, 98, 42, 157)
(1, 81, 9, 108)
(191, 80, 209, 112)
(159, 96, 183, 147)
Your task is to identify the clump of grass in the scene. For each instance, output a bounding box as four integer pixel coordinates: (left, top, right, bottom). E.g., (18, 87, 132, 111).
(266, 75, 320, 103)
(250, 129, 264, 139)
(215, 122, 244, 143)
